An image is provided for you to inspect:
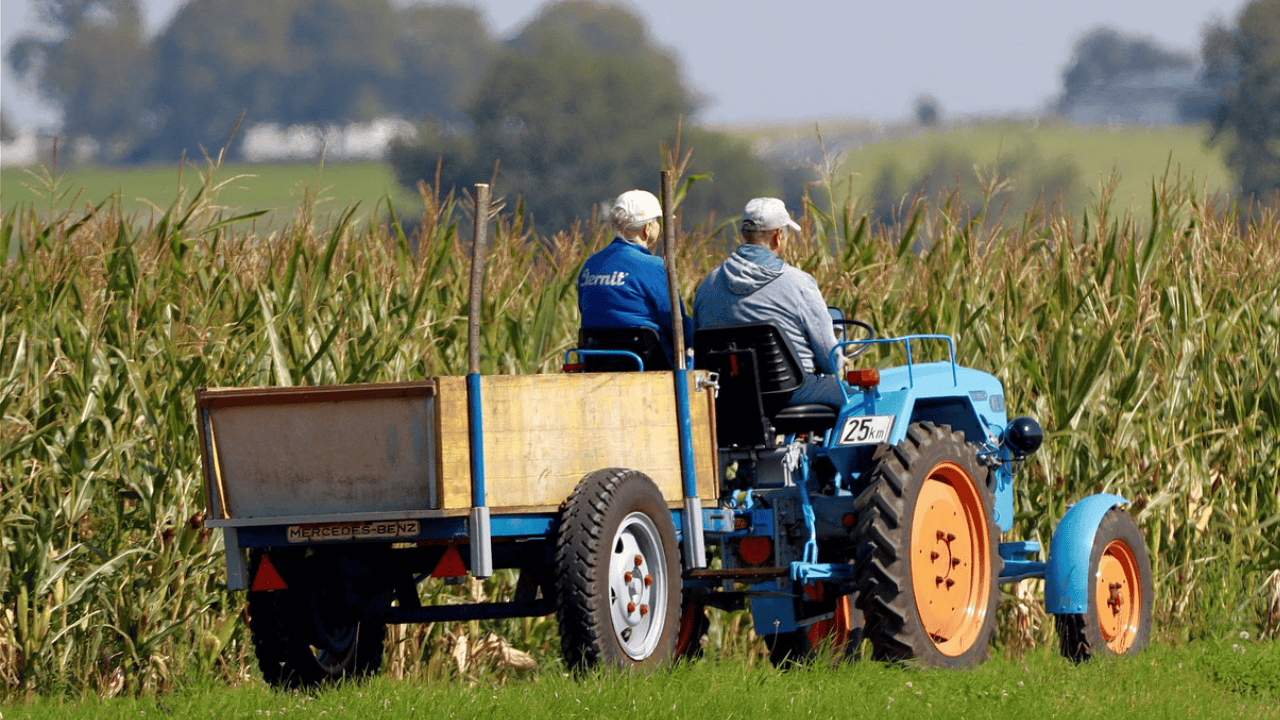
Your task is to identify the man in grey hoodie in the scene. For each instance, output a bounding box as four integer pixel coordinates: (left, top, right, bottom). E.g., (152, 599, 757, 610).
(693, 197, 845, 411)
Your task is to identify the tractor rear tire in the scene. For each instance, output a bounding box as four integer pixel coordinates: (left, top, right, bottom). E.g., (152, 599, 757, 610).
(247, 581, 385, 688)
(555, 468, 682, 670)
(851, 422, 1001, 668)
(1054, 507, 1153, 662)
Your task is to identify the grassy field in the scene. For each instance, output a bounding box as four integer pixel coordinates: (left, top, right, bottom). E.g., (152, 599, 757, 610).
(736, 118, 1233, 216)
(3, 640, 1277, 719)
(862, 121, 1227, 208)
(1, 120, 1233, 229)
(0, 160, 422, 232)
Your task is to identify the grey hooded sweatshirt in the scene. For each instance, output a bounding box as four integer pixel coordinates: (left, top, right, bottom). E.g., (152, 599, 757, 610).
(693, 244, 840, 375)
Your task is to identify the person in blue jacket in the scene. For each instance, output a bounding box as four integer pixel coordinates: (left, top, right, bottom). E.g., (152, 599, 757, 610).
(578, 189, 693, 368)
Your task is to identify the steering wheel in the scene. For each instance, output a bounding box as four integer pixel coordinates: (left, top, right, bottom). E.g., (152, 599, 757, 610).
(833, 318, 876, 359)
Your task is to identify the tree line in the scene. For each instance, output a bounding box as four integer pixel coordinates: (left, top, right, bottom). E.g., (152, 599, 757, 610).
(6, 0, 1280, 225)
(7, 0, 494, 163)
(7, 0, 775, 231)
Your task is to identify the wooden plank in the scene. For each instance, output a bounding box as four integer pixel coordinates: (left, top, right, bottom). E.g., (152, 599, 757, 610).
(438, 372, 717, 510)
(197, 381, 437, 408)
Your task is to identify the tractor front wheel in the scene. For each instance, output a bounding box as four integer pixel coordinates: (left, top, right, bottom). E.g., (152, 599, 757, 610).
(1055, 507, 1153, 661)
(852, 422, 1001, 668)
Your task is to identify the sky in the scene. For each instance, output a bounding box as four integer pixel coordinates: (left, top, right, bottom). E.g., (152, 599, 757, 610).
(0, 0, 1254, 131)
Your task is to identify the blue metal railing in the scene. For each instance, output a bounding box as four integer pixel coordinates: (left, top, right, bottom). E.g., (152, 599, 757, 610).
(831, 334, 959, 397)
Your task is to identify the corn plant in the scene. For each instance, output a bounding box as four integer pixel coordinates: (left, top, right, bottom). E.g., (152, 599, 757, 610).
(2, 158, 1278, 701)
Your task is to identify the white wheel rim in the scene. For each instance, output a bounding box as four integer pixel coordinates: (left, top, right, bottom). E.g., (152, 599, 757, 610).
(608, 512, 667, 660)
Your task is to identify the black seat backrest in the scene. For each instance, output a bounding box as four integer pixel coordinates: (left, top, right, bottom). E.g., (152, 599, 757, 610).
(694, 323, 808, 447)
(577, 327, 672, 372)
(694, 323, 804, 394)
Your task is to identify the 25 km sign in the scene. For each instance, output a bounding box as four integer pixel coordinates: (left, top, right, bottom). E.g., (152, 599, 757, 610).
(836, 415, 895, 446)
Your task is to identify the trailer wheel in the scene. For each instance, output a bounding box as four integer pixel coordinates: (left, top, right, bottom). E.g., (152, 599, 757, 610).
(247, 555, 385, 688)
(765, 583, 862, 666)
(852, 422, 1001, 668)
(556, 468, 682, 670)
(1055, 507, 1152, 662)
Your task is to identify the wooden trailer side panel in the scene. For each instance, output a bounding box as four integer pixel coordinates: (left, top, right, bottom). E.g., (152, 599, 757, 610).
(198, 383, 440, 520)
(436, 372, 717, 510)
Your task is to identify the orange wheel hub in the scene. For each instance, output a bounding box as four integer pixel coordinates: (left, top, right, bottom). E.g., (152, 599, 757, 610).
(910, 461, 992, 656)
(1095, 539, 1143, 653)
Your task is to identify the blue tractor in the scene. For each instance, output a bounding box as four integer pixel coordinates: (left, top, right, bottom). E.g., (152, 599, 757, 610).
(673, 315, 1154, 667)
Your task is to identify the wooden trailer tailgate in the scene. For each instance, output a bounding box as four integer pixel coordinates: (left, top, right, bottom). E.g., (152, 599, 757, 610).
(197, 382, 440, 523)
(435, 371, 718, 510)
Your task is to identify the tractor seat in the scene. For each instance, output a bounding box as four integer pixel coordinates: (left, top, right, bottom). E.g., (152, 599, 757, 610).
(694, 322, 840, 446)
(772, 404, 838, 435)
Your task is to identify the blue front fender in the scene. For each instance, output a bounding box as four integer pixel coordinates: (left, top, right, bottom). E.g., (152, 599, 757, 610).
(1044, 493, 1128, 614)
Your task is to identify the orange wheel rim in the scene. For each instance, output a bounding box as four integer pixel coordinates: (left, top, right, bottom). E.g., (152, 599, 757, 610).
(910, 461, 992, 657)
(1095, 539, 1142, 654)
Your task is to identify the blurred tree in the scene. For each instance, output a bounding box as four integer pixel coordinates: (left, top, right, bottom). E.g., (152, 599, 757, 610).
(388, 121, 477, 197)
(388, 0, 772, 233)
(393, 4, 496, 125)
(3, 0, 497, 164)
(281, 0, 401, 122)
(140, 0, 409, 162)
(1055, 27, 1194, 114)
(139, 0, 297, 161)
(506, 0, 655, 56)
(914, 95, 941, 127)
(5, 0, 153, 160)
(1202, 0, 1280, 203)
(1, 111, 16, 143)
(676, 127, 776, 230)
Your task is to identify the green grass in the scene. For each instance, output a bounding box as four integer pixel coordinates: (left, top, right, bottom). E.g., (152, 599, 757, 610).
(825, 119, 1231, 213)
(0, 161, 422, 231)
(3, 640, 1277, 719)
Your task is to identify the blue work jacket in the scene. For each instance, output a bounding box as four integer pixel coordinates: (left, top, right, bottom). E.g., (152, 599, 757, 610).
(577, 238, 693, 366)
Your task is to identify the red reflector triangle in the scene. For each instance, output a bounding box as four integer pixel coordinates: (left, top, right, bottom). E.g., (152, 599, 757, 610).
(431, 544, 467, 578)
(252, 554, 288, 591)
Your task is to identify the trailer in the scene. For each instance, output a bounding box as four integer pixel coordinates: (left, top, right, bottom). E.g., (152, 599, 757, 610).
(197, 180, 1153, 686)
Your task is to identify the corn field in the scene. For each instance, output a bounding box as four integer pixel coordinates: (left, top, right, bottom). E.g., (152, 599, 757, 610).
(3, 162, 1280, 701)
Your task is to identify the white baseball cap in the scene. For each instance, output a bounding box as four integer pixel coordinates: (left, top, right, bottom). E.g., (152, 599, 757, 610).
(612, 189, 663, 225)
(741, 197, 801, 232)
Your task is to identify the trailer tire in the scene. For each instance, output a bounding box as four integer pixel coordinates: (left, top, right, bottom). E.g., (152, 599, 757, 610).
(556, 468, 682, 670)
(851, 422, 1001, 668)
(247, 555, 385, 688)
(1054, 507, 1152, 662)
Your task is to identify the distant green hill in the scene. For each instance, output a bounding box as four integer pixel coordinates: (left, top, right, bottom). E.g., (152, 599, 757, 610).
(742, 119, 1233, 216)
